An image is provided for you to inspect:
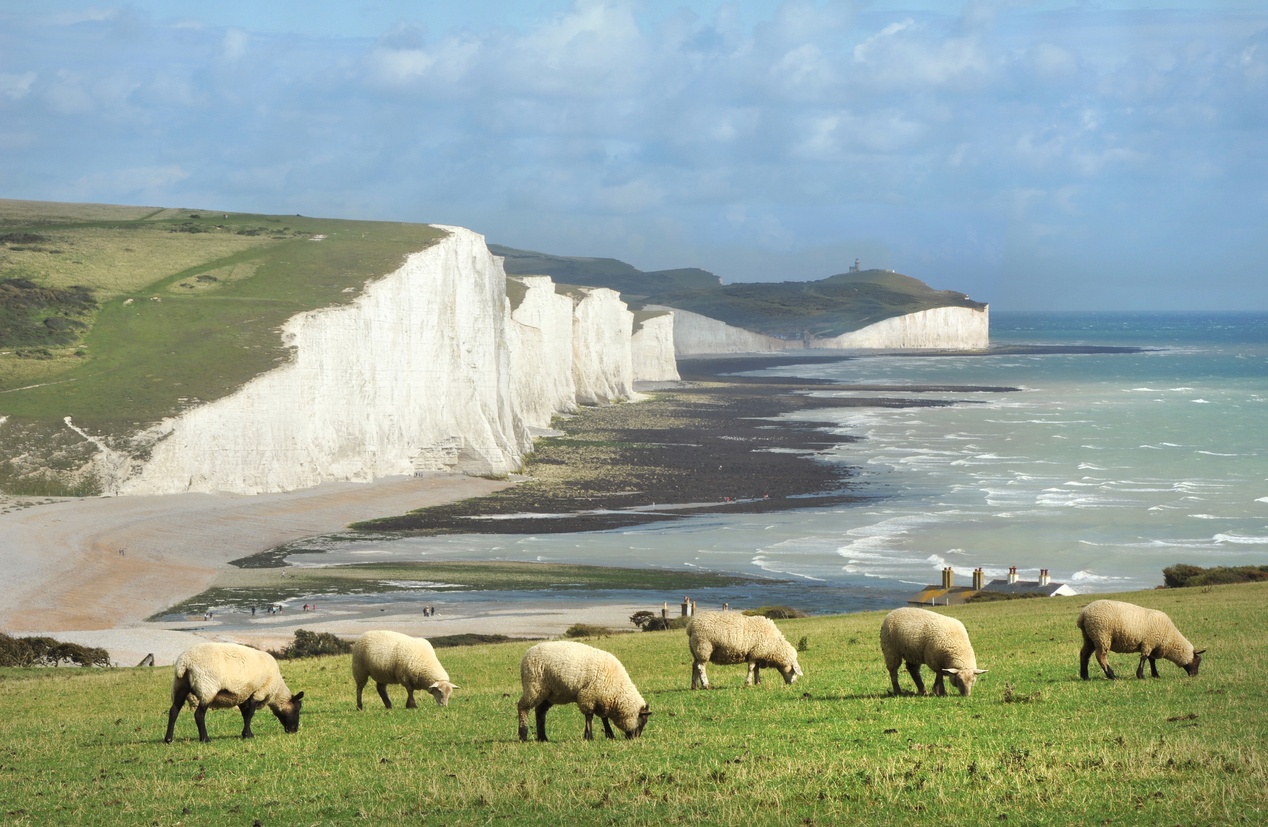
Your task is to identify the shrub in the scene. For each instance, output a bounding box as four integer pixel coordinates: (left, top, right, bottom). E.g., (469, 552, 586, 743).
(630, 611, 689, 632)
(564, 623, 614, 639)
(270, 628, 352, 659)
(742, 605, 808, 619)
(1163, 564, 1268, 588)
(0, 633, 110, 667)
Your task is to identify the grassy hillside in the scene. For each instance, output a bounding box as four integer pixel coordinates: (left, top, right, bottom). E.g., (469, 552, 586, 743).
(492, 243, 984, 339)
(0, 199, 444, 494)
(0, 582, 1263, 825)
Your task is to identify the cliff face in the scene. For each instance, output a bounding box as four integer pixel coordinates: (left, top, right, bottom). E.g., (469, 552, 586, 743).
(110, 227, 659, 495)
(661, 304, 989, 355)
(630, 311, 680, 382)
(819, 305, 989, 349)
(656, 306, 803, 356)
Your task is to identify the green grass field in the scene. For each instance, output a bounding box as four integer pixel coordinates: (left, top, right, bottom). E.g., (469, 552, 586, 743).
(1, 583, 1264, 825)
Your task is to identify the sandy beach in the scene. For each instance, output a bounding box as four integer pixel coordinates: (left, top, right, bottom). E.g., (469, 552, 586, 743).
(0, 473, 644, 665)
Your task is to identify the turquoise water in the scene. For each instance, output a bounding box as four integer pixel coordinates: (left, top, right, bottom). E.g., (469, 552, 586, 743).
(295, 312, 1268, 614)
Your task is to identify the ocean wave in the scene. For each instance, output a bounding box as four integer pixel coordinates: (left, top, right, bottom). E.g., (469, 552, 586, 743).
(1214, 533, 1268, 545)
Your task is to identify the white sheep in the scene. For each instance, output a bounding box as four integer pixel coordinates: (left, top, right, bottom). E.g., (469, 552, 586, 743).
(879, 607, 986, 697)
(1077, 599, 1205, 680)
(351, 629, 458, 709)
(164, 642, 304, 743)
(517, 641, 650, 741)
(686, 610, 803, 689)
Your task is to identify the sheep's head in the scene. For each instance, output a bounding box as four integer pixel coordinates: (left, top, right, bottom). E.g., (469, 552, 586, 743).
(941, 668, 987, 696)
(427, 680, 459, 707)
(777, 660, 803, 685)
(621, 704, 651, 740)
(272, 691, 304, 733)
(1185, 649, 1206, 677)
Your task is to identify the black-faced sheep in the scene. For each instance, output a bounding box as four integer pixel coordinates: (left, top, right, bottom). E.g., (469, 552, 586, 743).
(164, 642, 304, 743)
(879, 607, 986, 697)
(686, 610, 803, 689)
(1077, 599, 1205, 680)
(517, 641, 650, 742)
(351, 629, 458, 709)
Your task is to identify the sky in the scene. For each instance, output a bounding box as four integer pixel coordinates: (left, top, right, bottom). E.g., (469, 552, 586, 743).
(1, 1, 1266, 311)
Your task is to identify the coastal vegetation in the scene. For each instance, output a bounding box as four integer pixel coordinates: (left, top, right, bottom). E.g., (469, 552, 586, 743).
(1162, 563, 1268, 588)
(1, 582, 1264, 825)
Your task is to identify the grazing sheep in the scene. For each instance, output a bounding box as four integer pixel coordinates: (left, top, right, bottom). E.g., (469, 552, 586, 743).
(1077, 599, 1205, 680)
(880, 607, 986, 697)
(686, 610, 803, 689)
(517, 641, 650, 742)
(164, 642, 304, 743)
(351, 629, 458, 709)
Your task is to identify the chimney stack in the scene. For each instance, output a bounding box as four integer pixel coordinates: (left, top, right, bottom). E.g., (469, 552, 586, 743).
(972, 567, 985, 591)
(1040, 569, 1050, 586)
(1008, 566, 1018, 585)
(941, 567, 954, 589)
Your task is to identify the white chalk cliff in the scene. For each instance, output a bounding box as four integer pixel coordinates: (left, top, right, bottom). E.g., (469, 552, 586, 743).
(108, 227, 667, 496)
(820, 305, 989, 350)
(92, 225, 983, 496)
(659, 304, 988, 355)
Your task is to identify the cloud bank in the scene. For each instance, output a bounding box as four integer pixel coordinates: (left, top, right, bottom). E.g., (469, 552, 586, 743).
(1, 1, 1265, 309)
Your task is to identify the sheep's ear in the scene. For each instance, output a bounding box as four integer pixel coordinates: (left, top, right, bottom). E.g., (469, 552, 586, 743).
(292, 691, 305, 702)
(940, 667, 960, 676)
(1193, 649, 1207, 656)
(974, 669, 988, 675)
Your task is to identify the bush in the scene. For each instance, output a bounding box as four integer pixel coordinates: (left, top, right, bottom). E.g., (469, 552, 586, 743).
(630, 611, 689, 632)
(1163, 564, 1268, 588)
(564, 623, 615, 639)
(742, 605, 808, 619)
(270, 629, 352, 659)
(0, 633, 110, 667)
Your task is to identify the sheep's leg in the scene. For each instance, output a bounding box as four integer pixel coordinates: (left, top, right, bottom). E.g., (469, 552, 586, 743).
(1148, 655, 1160, 678)
(355, 679, 366, 711)
(165, 683, 192, 743)
(931, 671, 946, 697)
(753, 664, 762, 685)
(534, 701, 553, 742)
(905, 661, 927, 695)
(1096, 649, 1116, 679)
(745, 661, 757, 686)
(601, 717, 616, 739)
(1136, 654, 1148, 680)
(583, 712, 595, 741)
(517, 702, 531, 742)
(405, 688, 417, 709)
(239, 701, 257, 739)
(693, 661, 710, 690)
(887, 665, 903, 695)
(375, 682, 393, 709)
(1079, 638, 1095, 680)
(193, 704, 211, 743)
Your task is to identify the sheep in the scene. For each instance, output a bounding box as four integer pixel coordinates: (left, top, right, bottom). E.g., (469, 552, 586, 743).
(686, 610, 803, 689)
(517, 641, 650, 742)
(351, 629, 458, 709)
(164, 642, 304, 743)
(879, 607, 986, 697)
(1077, 599, 1205, 680)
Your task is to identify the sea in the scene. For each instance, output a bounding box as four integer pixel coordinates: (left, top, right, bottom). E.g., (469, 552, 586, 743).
(287, 311, 1268, 617)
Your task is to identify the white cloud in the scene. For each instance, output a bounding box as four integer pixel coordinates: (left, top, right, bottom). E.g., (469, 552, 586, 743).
(0, 72, 37, 101)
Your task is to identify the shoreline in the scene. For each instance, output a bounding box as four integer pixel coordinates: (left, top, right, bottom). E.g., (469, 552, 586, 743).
(0, 349, 1036, 665)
